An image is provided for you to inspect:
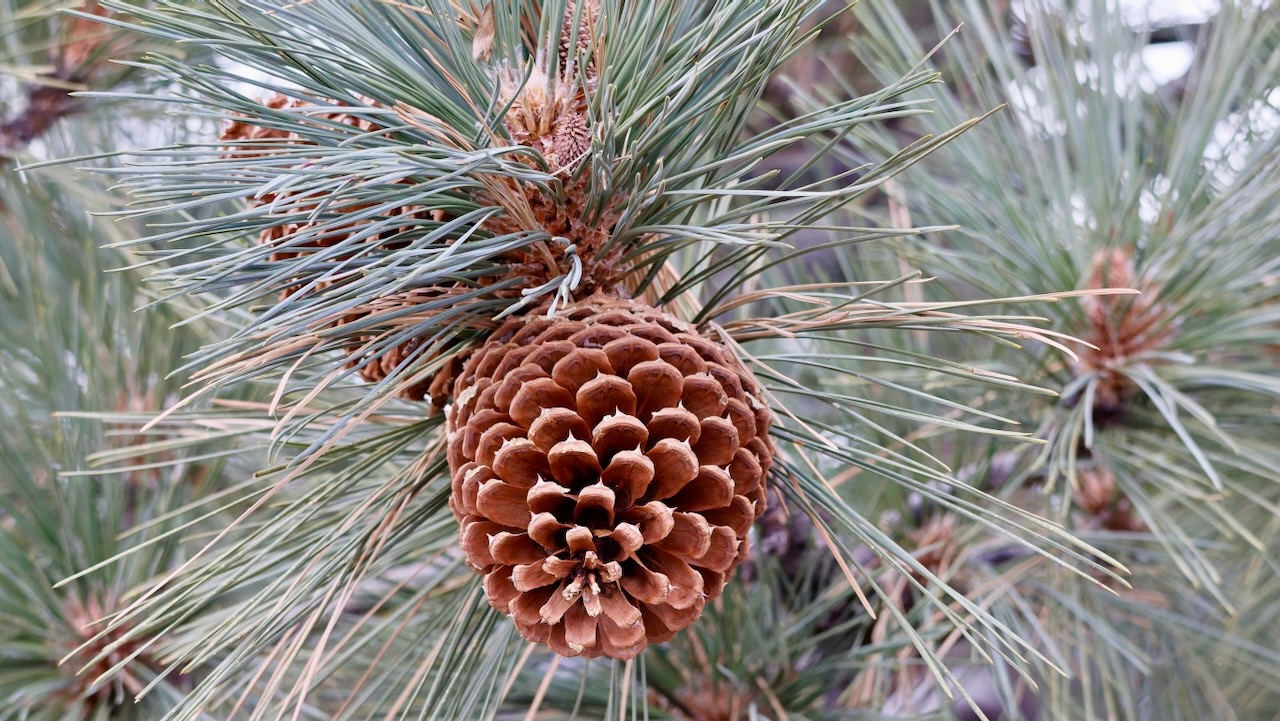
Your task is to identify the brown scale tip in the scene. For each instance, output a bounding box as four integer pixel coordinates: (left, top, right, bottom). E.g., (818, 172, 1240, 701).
(446, 297, 773, 658)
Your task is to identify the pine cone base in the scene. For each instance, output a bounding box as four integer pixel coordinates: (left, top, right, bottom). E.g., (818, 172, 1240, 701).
(447, 297, 771, 658)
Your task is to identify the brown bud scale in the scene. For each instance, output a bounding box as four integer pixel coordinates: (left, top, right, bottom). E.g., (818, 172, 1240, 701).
(447, 297, 772, 658)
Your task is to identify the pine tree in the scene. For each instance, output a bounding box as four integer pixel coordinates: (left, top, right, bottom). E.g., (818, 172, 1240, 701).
(1, 0, 1276, 720)
(836, 0, 1280, 717)
(1, 4, 225, 718)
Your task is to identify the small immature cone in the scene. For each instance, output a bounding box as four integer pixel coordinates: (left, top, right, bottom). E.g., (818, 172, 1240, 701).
(1073, 466, 1145, 533)
(447, 297, 772, 658)
(1075, 247, 1172, 415)
(908, 514, 958, 577)
(1072, 466, 1117, 518)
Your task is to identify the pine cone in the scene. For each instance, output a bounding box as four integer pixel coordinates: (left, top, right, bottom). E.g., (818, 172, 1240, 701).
(220, 93, 430, 275)
(222, 94, 461, 400)
(446, 297, 772, 658)
(218, 92, 299, 167)
(1075, 247, 1173, 419)
(1072, 466, 1117, 517)
(55, 2, 117, 78)
(338, 287, 471, 407)
(558, 0, 600, 78)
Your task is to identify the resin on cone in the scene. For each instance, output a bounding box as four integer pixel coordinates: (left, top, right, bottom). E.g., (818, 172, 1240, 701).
(446, 297, 771, 658)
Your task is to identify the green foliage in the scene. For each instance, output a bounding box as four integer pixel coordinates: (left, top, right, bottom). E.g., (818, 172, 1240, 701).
(1, 3, 230, 717)
(0, 171, 218, 719)
(3, 0, 1276, 719)
(826, 0, 1280, 717)
(27, 1, 1138, 719)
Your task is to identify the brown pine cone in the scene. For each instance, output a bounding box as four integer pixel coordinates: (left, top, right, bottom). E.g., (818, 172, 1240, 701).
(558, 0, 601, 78)
(221, 94, 463, 401)
(54, 2, 119, 79)
(1072, 466, 1117, 517)
(337, 287, 471, 407)
(446, 297, 772, 658)
(219, 92, 299, 167)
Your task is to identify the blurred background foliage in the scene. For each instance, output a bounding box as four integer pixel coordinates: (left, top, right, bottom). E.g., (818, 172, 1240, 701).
(1, 2, 235, 718)
(1, 0, 1277, 719)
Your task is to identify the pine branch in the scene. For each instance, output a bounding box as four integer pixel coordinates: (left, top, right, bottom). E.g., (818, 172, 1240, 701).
(0, 1, 115, 160)
(831, 0, 1280, 716)
(0, 83, 83, 159)
(36, 1, 1150, 718)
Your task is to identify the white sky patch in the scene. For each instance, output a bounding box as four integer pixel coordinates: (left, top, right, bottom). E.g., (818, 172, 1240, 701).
(1006, 40, 1193, 137)
(1007, 68, 1071, 137)
(1139, 175, 1174, 224)
(1140, 42, 1195, 86)
(1204, 87, 1280, 184)
(1004, 2, 1222, 140)
(1071, 190, 1097, 230)
(1015, 0, 1221, 42)
(223, 62, 304, 99)
(1118, 0, 1220, 25)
